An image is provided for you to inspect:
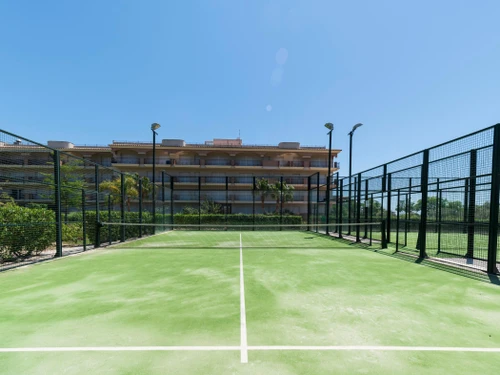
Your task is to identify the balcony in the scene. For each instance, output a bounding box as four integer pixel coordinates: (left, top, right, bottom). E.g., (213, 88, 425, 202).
(235, 160, 263, 167)
(310, 161, 328, 168)
(280, 161, 305, 168)
(177, 159, 199, 166)
(205, 160, 231, 166)
(0, 159, 24, 165)
(113, 157, 140, 164)
(204, 176, 226, 184)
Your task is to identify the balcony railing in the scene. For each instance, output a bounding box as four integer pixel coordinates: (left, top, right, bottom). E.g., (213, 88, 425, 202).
(235, 160, 263, 167)
(280, 161, 305, 167)
(113, 157, 140, 164)
(310, 161, 328, 168)
(205, 160, 231, 166)
(204, 177, 226, 183)
(177, 159, 199, 165)
(0, 159, 24, 165)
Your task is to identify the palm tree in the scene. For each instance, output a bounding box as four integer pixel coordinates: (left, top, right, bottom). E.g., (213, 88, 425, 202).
(255, 178, 271, 212)
(99, 175, 139, 211)
(270, 181, 295, 213)
(133, 174, 156, 201)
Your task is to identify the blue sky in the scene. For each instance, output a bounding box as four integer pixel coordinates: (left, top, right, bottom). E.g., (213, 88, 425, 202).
(1, 0, 499, 174)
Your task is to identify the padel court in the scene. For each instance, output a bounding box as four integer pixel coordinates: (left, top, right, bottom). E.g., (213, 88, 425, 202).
(1, 229, 499, 374)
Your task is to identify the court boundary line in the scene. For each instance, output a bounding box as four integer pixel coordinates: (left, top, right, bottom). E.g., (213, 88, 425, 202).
(239, 233, 248, 363)
(1, 345, 500, 353)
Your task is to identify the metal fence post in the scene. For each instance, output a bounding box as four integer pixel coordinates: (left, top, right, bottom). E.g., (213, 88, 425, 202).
(466, 150, 477, 258)
(381, 219, 388, 249)
(356, 173, 362, 242)
(53, 150, 63, 257)
(463, 178, 469, 234)
(364, 179, 369, 238)
(335, 172, 340, 232)
(280, 176, 283, 229)
(307, 175, 311, 226)
(94, 165, 100, 248)
(108, 194, 112, 245)
(225, 176, 229, 225)
(198, 176, 201, 228)
(386, 173, 392, 243)
(170, 177, 174, 228)
(162, 171, 166, 225)
(437, 189, 442, 254)
(316, 173, 320, 233)
(253, 176, 256, 231)
(339, 179, 343, 238)
(407, 177, 412, 247)
(120, 174, 125, 242)
(139, 178, 143, 238)
(487, 123, 500, 274)
(82, 189, 86, 251)
(396, 189, 400, 251)
(369, 193, 373, 245)
(418, 149, 430, 258)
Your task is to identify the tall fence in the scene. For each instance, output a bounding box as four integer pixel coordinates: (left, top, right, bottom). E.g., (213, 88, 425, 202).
(324, 124, 500, 274)
(0, 129, 307, 270)
(3, 125, 499, 275)
(0, 129, 161, 270)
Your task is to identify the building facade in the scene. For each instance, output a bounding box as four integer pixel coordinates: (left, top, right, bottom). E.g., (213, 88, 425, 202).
(0, 137, 340, 217)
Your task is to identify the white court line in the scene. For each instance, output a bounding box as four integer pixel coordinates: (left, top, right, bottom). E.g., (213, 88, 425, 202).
(0, 346, 239, 352)
(239, 233, 248, 363)
(249, 346, 500, 352)
(1, 346, 500, 353)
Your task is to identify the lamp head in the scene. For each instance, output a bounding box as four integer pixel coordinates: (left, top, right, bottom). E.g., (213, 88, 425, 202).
(324, 123, 334, 131)
(151, 123, 161, 131)
(352, 123, 363, 132)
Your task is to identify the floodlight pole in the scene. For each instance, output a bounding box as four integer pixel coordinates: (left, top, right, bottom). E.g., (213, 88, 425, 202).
(151, 123, 161, 234)
(348, 123, 363, 235)
(326, 129, 333, 235)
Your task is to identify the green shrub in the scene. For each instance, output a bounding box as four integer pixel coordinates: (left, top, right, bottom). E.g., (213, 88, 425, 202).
(62, 223, 84, 245)
(0, 203, 55, 261)
(173, 213, 302, 226)
(84, 211, 171, 244)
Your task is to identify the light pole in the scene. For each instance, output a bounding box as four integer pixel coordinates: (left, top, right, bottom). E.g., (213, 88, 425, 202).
(348, 123, 363, 234)
(325, 123, 334, 235)
(151, 123, 161, 233)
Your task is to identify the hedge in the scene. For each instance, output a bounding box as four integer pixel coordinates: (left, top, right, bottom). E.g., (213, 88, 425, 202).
(83, 212, 302, 244)
(84, 211, 172, 244)
(0, 204, 55, 261)
(173, 213, 303, 226)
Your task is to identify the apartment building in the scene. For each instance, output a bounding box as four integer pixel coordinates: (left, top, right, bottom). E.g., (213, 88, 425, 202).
(0, 137, 340, 216)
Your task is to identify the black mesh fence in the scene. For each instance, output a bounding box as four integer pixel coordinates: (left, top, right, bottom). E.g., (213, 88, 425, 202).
(0, 129, 158, 271)
(4, 124, 500, 276)
(319, 124, 500, 274)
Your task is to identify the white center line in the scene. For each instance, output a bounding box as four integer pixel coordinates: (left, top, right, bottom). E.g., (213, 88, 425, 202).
(239, 232, 248, 363)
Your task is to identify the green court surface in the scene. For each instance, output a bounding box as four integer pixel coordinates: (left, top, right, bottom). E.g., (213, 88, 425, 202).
(1, 231, 499, 374)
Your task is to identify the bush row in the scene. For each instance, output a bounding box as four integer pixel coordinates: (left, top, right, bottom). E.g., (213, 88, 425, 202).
(83, 212, 302, 244)
(84, 211, 170, 244)
(173, 213, 303, 226)
(0, 204, 55, 261)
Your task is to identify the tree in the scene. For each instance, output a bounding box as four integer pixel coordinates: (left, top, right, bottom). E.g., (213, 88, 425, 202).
(412, 196, 442, 219)
(443, 200, 464, 221)
(99, 175, 138, 211)
(255, 178, 271, 212)
(132, 174, 156, 201)
(270, 181, 295, 213)
(42, 159, 86, 222)
(200, 198, 223, 214)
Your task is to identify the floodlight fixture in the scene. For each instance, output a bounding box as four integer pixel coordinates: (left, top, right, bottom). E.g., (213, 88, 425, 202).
(324, 123, 334, 131)
(349, 123, 363, 135)
(151, 123, 161, 132)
